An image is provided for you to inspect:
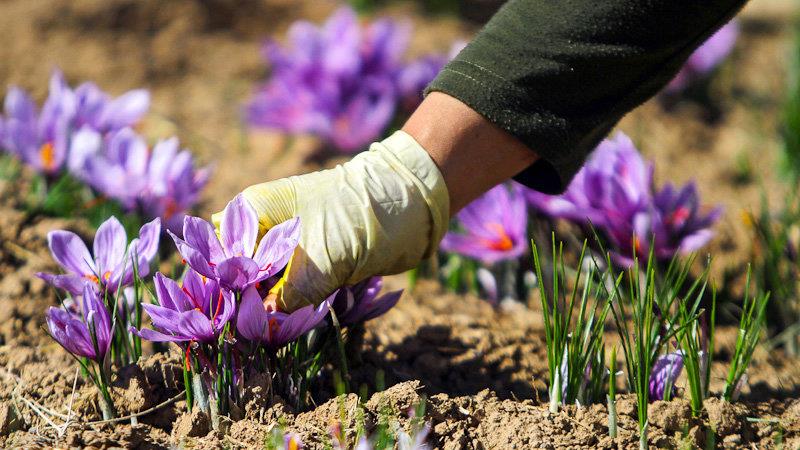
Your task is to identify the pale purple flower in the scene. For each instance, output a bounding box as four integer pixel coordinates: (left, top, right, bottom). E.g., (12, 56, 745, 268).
(396, 41, 465, 112)
(330, 277, 402, 325)
(666, 21, 738, 93)
(46, 283, 112, 362)
(440, 183, 528, 265)
(131, 271, 235, 343)
(170, 194, 300, 291)
(649, 351, 684, 400)
(71, 128, 210, 231)
(37, 216, 161, 295)
(236, 285, 330, 350)
(2, 71, 76, 174)
(526, 132, 651, 228)
(246, 7, 409, 152)
(525, 132, 721, 265)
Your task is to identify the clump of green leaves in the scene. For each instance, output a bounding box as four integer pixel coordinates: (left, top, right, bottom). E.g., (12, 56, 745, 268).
(533, 237, 610, 412)
(724, 268, 770, 402)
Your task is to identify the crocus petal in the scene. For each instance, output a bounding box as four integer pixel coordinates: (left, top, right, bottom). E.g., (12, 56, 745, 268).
(177, 309, 215, 343)
(47, 230, 96, 277)
(47, 307, 94, 359)
(36, 272, 86, 296)
(93, 216, 127, 278)
(127, 217, 161, 279)
(99, 89, 150, 130)
(220, 195, 259, 259)
(68, 127, 102, 175)
(354, 289, 402, 323)
(142, 303, 187, 332)
(236, 286, 270, 342)
(182, 216, 225, 264)
(4, 87, 37, 123)
(168, 231, 217, 280)
(130, 326, 192, 342)
(253, 217, 301, 277)
(216, 256, 260, 291)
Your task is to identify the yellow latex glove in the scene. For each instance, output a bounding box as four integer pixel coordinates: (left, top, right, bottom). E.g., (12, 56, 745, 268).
(213, 131, 450, 311)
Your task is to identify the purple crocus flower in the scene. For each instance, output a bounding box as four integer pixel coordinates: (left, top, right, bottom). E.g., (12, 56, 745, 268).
(2, 71, 76, 174)
(649, 351, 684, 400)
(170, 194, 300, 292)
(246, 7, 409, 152)
(46, 283, 112, 362)
(330, 277, 402, 325)
(37, 216, 161, 295)
(131, 271, 235, 343)
(236, 285, 330, 350)
(666, 21, 738, 93)
(73, 128, 210, 231)
(440, 183, 528, 265)
(525, 132, 721, 265)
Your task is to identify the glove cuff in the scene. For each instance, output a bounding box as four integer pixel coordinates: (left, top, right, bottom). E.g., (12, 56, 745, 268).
(371, 131, 450, 257)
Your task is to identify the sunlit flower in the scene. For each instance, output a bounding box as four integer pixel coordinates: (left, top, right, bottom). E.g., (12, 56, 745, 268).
(131, 271, 235, 343)
(1, 71, 76, 174)
(649, 351, 684, 400)
(37, 216, 161, 295)
(441, 183, 528, 265)
(236, 285, 330, 350)
(330, 277, 402, 325)
(46, 283, 112, 362)
(525, 132, 721, 264)
(170, 195, 300, 291)
(247, 7, 419, 152)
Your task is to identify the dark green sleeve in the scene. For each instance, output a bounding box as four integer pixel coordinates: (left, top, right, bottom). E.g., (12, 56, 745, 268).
(426, 0, 747, 194)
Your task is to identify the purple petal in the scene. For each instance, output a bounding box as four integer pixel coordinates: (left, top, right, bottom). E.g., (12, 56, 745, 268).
(130, 326, 192, 342)
(47, 230, 96, 277)
(253, 217, 300, 277)
(168, 230, 217, 280)
(4, 87, 37, 123)
(36, 272, 86, 296)
(177, 309, 215, 343)
(142, 303, 186, 332)
(99, 89, 150, 130)
(236, 286, 269, 342)
(93, 216, 127, 279)
(220, 195, 259, 259)
(182, 216, 225, 264)
(216, 256, 260, 291)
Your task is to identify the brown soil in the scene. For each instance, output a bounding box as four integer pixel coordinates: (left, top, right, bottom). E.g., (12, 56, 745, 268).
(1, 0, 800, 448)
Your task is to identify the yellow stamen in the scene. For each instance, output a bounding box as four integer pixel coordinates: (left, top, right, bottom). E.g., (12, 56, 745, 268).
(102, 271, 112, 282)
(84, 274, 99, 284)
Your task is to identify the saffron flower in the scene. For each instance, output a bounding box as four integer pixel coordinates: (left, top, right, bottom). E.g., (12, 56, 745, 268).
(74, 127, 211, 230)
(46, 283, 112, 362)
(440, 183, 528, 265)
(1, 69, 150, 175)
(246, 7, 409, 152)
(330, 277, 402, 325)
(170, 194, 300, 291)
(37, 216, 161, 295)
(525, 132, 721, 264)
(649, 351, 685, 400)
(666, 21, 738, 93)
(236, 285, 330, 350)
(2, 71, 76, 174)
(131, 271, 235, 343)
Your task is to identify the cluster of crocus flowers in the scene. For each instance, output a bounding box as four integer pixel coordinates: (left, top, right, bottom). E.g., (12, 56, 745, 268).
(665, 21, 739, 94)
(40, 217, 162, 419)
(526, 132, 722, 265)
(130, 194, 402, 423)
(246, 6, 459, 153)
(0, 69, 209, 231)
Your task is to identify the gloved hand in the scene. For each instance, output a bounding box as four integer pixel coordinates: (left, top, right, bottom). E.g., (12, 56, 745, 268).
(213, 131, 450, 311)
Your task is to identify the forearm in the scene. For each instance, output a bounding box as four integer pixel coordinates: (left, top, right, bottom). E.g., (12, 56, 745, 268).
(402, 92, 538, 214)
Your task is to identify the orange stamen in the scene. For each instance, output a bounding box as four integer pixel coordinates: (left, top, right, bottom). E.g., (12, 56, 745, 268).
(184, 342, 193, 371)
(211, 291, 223, 325)
(84, 274, 99, 284)
(482, 222, 514, 251)
(102, 271, 112, 282)
(39, 142, 55, 171)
